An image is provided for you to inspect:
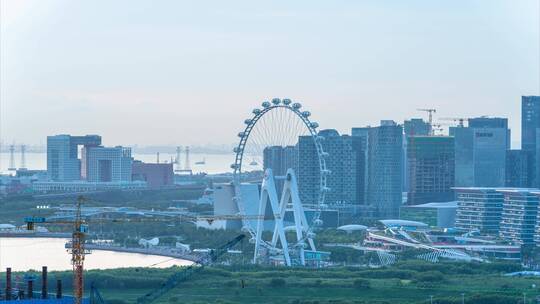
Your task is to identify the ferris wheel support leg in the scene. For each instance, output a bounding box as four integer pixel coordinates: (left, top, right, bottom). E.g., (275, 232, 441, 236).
(288, 169, 317, 252)
(253, 189, 268, 264)
(256, 169, 292, 266)
(272, 187, 290, 248)
(266, 169, 291, 266)
(282, 170, 305, 266)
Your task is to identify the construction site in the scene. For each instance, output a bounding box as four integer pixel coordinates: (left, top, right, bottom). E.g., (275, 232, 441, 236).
(0, 195, 247, 304)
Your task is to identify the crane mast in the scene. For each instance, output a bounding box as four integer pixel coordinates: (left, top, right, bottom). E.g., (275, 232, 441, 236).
(70, 196, 88, 304)
(417, 108, 437, 135)
(24, 197, 254, 304)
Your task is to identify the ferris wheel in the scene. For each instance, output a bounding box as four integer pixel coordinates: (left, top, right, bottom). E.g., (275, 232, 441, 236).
(231, 98, 329, 265)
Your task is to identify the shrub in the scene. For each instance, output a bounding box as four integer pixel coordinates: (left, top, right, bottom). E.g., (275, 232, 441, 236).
(413, 271, 444, 283)
(106, 300, 128, 304)
(352, 279, 370, 289)
(269, 278, 286, 288)
(224, 280, 237, 287)
(358, 269, 416, 279)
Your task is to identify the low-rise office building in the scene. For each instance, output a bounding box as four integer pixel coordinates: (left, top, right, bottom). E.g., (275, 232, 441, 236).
(400, 201, 457, 228)
(454, 187, 504, 234)
(33, 180, 147, 193)
(498, 189, 539, 246)
(132, 161, 174, 189)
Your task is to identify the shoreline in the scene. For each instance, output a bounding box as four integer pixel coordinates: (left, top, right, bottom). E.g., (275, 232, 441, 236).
(79, 244, 200, 263)
(0, 232, 71, 238)
(0, 232, 200, 263)
(0, 235, 199, 263)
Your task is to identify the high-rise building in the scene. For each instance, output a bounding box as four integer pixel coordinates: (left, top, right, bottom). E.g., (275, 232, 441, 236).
(403, 119, 431, 193)
(499, 189, 539, 246)
(454, 187, 503, 234)
(351, 127, 369, 207)
(404, 118, 431, 137)
(263, 145, 298, 195)
(366, 121, 403, 219)
(407, 136, 455, 205)
(451, 118, 509, 187)
(505, 150, 534, 188)
(469, 117, 509, 129)
(46, 135, 101, 181)
(521, 96, 540, 153)
(297, 129, 356, 206)
(297, 135, 320, 206)
(81, 146, 133, 182)
(263, 146, 298, 177)
(522, 96, 540, 187)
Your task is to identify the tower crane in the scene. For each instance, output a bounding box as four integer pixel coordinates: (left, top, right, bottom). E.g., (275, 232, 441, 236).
(25, 196, 88, 304)
(417, 108, 437, 135)
(24, 197, 263, 304)
(439, 117, 468, 128)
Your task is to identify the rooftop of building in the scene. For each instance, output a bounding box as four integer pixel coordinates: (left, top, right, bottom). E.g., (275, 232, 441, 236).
(318, 129, 340, 137)
(404, 201, 458, 209)
(453, 187, 539, 192)
(379, 219, 429, 228)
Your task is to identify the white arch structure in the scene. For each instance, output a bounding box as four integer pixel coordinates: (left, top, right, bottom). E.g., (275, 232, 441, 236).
(254, 168, 315, 266)
(231, 98, 328, 266)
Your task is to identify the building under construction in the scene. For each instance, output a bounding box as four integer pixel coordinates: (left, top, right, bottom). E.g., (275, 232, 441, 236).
(406, 135, 455, 205)
(0, 266, 87, 304)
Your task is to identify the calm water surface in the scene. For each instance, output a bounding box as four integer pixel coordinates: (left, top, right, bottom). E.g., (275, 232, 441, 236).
(0, 152, 249, 175)
(0, 238, 193, 271)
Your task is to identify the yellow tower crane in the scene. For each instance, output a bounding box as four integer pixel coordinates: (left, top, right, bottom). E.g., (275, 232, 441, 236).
(24, 197, 266, 304)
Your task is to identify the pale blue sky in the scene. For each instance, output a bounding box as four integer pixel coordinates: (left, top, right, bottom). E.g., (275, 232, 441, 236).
(1, 0, 538, 147)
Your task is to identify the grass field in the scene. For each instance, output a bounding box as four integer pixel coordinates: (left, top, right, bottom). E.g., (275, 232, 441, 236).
(40, 261, 540, 304)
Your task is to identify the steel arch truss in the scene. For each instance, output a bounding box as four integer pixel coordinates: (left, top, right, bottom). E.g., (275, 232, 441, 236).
(231, 99, 328, 265)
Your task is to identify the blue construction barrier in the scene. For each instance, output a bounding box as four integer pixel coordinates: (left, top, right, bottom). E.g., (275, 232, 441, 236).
(3, 296, 89, 304)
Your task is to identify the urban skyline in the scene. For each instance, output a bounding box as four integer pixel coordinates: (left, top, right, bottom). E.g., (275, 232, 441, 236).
(2, 2, 540, 302)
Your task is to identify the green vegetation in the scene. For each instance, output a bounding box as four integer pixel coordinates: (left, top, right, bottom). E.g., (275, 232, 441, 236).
(0, 189, 205, 224)
(2, 192, 538, 303)
(2, 261, 536, 304)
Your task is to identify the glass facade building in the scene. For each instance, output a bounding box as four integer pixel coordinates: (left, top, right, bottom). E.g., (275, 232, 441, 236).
(407, 136, 455, 205)
(82, 146, 133, 182)
(298, 129, 356, 206)
(454, 187, 504, 234)
(46, 135, 101, 181)
(404, 118, 431, 137)
(506, 150, 534, 188)
(366, 121, 403, 219)
(499, 189, 539, 246)
(263, 145, 298, 177)
(263, 145, 298, 195)
(522, 96, 540, 153)
(451, 121, 509, 187)
(351, 127, 369, 207)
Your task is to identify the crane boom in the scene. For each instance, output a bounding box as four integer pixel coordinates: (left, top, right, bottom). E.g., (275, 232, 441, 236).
(417, 108, 437, 136)
(136, 234, 245, 304)
(23, 197, 250, 304)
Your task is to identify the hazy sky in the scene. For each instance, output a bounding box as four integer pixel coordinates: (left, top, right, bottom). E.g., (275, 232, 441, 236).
(1, 0, 539, 147)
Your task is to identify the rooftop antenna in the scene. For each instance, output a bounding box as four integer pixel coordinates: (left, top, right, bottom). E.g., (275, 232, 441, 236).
(20, 144, 27, 170)
(8, 144, 16, 171)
